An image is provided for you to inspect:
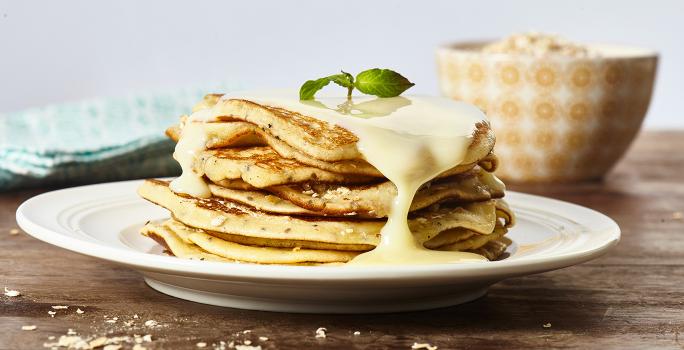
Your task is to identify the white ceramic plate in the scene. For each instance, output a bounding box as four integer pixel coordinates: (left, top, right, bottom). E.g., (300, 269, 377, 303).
(16, 180, 620, 313)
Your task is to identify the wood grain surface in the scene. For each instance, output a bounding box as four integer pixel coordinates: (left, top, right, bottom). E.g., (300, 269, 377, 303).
(1, 131, 683, 350)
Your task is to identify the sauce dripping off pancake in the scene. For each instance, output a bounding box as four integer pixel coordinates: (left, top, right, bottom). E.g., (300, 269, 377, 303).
(169, 122, 211, 198)
(172, 91, 488, 265)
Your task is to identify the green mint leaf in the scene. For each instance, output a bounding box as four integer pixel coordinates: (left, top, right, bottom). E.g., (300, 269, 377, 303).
(300, 72, 354, 100)
(330, 72, 354, 88)
(354, 68, 415, 98)
(299, 77, 333, 100)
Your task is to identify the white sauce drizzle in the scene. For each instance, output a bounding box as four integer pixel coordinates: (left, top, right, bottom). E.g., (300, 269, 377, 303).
(169, 122, 211, 198)
(171, 90, 489, 265)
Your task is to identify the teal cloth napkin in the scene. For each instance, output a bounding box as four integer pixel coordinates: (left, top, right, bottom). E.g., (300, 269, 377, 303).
(0, 85, 236, 191)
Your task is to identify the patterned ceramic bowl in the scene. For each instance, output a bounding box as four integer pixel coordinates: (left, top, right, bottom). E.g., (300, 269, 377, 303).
(437, 42, 658, 182)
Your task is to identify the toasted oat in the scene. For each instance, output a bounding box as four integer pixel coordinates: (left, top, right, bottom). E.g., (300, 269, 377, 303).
(258, 336, 268, 341)
(411, 343, 437, 350)
(21, 325, 37, 331)
(235, 345, 261, 350)
(353, 331, 361, 336)
(104, 345, 122, 350)
(543, 322, 552, 328)
(132, 345, 147, 350)
(9, 228, 20, 235)
(4, 287, 21, 297)
(197, 342, 207, 348)
(144, 320, 158, 327)
(76, 308, 85, 314)
(52, 305, 68, 310)
(48, 311, 56, 317)
(315, 327, 327, 338)
(50, 335, 88, 349)
(89, 336, 108, 348)
(482, 32, 590, 57)
(673, 212, 683, 220)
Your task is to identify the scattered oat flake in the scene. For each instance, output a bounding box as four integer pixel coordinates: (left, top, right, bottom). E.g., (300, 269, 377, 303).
(142, 334, 152, 342)
(48, 311, 56, 317)
(144, 320, 158, 327)
(673, 212, 683, 219)
(4, 287, 20, 297)
(9, 228, 20, 235)
(235, 346, 261, 350)
(353, 331, 361, 336)
(67, 328, 77, 335)
(89, 336, 108, 348)
(76, 308, 85, 314)
(132, 345, 147, 350)
(21, 325, 37, 331)
(48, 336, 55, 340)
(133, 314, 139, 319)
(52, 305, 68, 309)
(315, 327, 327, 338)
(244, 340, 252, 345)
(242, 330, 251, 334)
(543, 322, 552, 328)
(197, 342, 207, 348)
(411, 343, 438, 350)
(104, 345, 122, 350)
(258, 336, 268, 341)
(55, 335, 89, 348)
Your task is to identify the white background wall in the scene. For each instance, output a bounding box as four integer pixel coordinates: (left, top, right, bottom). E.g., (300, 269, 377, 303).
(1, 0, 681, 128)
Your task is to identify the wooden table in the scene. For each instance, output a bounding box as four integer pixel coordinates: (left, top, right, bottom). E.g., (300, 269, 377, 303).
(2, 131, 683, 350)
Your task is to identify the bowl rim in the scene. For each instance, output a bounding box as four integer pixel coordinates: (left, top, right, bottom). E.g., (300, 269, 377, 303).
(438, 40, 658, 59)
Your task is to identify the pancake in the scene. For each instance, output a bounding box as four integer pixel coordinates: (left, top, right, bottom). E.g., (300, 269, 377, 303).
(142, 219, 511, 264)
(185, 97, 496, 165)
(265, 168, 505, 217)
(138, 179, 510, 248)
(436, 225, 507, 251)
(469, 237, 512, 260)
(197, 146, 376, 188)
(167, 121, 383, 177)
(168, 121, 491, 179)
(140, 222, 233, 262)
(142, 220, 350, 265)
(170, 121, 491, 186)
(208, 183, 320, 216)
(208, 168, 505, 218)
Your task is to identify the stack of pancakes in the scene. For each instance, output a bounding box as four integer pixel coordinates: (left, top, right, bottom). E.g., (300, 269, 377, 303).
(139, 94, 515, 265)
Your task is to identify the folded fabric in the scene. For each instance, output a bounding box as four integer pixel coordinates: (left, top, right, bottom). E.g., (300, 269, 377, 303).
(0, 84, 239, 191)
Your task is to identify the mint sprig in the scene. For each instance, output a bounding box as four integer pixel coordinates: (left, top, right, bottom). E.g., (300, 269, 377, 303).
(299, 68, 414, 100)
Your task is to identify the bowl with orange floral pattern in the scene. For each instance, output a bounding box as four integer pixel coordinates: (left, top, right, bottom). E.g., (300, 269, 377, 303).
(436, 37, 658, 182)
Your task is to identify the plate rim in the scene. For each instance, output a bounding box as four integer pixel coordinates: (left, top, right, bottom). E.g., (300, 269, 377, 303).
(16, 179, 620, 283)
